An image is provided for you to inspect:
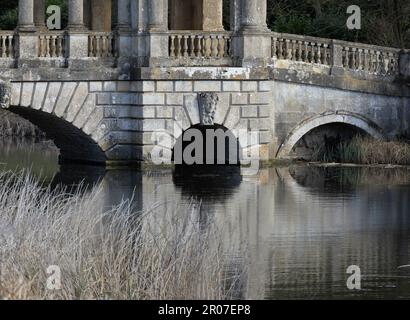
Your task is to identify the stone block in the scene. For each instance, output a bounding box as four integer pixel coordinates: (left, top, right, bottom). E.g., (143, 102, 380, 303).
(103, 81, 117, 91)
(21, 82, 34, 107)
(156, 81, 174, 92)
(231, 93, 248, 105)
(184, 94, 200, 125)
(193, 81, 221, 92)
(241, 81, 258, 92)
(241, 106, 258, 118)
(31, 83, 48, 110)
(166, 93, 183, 105)
(89, 82, 103, 92)
(175, 81, 193, 92)
(54, 82, 77, 117)
(42, 82, 62, 113)
(222, 81, 241, 92)
(249, 92, 271, 105)
(65, 82, 88, 122)
(73, 94, 97, 129)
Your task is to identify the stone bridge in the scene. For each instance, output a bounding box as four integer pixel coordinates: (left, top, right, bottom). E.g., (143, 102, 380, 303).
(0, 0, 409, 166)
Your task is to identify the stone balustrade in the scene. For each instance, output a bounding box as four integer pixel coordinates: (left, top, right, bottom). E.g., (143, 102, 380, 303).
(88, 32, 116, 58)
(38, 32, 66, 58)
(341, 42, 400, 75)
(0, 32, 15, 58)
(272, 32, 401, 76)
(272, 33, 332, 66)
(169, 31, 232, 61)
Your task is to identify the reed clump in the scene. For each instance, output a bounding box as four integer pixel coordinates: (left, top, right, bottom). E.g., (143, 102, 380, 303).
(314, 136, 410, 165)
(0, 110, 44, 137)
(0, 171, 247, 300)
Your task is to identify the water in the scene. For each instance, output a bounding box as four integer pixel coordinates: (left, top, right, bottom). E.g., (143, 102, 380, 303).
(1, 138, 410, 300)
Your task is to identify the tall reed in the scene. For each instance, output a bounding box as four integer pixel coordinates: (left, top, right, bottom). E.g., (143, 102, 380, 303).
(313, 136, 410, 165)
(0, 110, 43, 137)
(0, 171, 247, 300)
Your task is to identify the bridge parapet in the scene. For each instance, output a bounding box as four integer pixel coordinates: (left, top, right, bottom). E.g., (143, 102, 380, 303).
(272, 32, 401, 77)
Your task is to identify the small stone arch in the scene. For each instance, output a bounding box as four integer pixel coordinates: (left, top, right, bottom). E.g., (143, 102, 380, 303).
(276, 111, 385, 158)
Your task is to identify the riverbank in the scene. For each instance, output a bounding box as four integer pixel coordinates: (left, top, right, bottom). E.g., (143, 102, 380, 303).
(0, 171, 246, 300)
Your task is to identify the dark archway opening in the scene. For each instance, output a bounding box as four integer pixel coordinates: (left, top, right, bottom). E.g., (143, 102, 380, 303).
(172, 124, 242, 200)
(7, 106, 106, 165)
(172, 124, 242, 186)
(291, 123, 369, 162)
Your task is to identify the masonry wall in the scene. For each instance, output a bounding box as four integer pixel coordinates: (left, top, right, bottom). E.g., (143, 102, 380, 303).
(273, 81, 410, 152)
(93, 80, 274, 164)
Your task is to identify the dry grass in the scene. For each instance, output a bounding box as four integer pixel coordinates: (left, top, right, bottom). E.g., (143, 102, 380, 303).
(0, 171, 247, 300)
(0, 110, 43, 137)
(314, 136, 410, 165)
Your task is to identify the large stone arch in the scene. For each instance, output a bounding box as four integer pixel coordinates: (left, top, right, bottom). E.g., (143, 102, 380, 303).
(276, 111, 385, 158)
(5, 81, 107, 165)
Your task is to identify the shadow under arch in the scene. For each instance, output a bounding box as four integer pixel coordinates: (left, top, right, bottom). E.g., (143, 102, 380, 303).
(172, 124, 243, 200)
(8, 106, 106, 165)
(276, 112, 385, 159)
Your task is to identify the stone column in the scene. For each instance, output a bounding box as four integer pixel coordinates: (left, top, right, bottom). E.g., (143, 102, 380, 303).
(147, 0, 169, 66)
(90, 0, 112, 32)
(68, 0, 85, 30)
(202, 0, 224, 31)
(67, 0, 89, 68)
(18, 0, 35, 31)
(233, 0, 270, 67)
(241, 0, 267, 31)
(148, 0, 167, 31)
(34, 0, 46, 30)
(117, 0, 131, 30)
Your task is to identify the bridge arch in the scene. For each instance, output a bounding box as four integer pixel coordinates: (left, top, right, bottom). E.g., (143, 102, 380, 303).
(5, 81, 107, 165)
(276, 112, 385, 159)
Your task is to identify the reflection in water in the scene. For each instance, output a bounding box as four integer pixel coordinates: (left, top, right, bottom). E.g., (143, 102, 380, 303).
(2, 138, 410, 299)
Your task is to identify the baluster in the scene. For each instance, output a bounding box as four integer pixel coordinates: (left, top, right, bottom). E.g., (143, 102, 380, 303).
(52, 36, 57, 57)
(375, 51, 381, 74)
(57, 36, 63, 57)
(317, 43, 322, 64)
(217, 35, 223, 58)
(181, 35, 187, 57)
(323, 44, 329, 65)
(290, 40, 295, 61)
(284, 40, 290, 60)
(363, 49, 369, 72)
(381, 52, 388, 74)
(351, 48, 357, 69)
(176, 36, 182, 57)
(96, 36, 102, 57)
(44, 36, 50, 58)
(297, 41, 302, 62)
(194, 35, 200, 57)
(188, 35, 194, 58)
(38, 36, 43, 57)
(357, 49, 362, 70)
(169, 35, 175, 57)
(277, 40, 283, 59)
(212, 35, 218, 57)
(302, 41, 308, 62)
(8, 36, 14, 58)
(369, 50, 374, 72)
(272, 37, 277, 58)
(104, 35, 108, 57)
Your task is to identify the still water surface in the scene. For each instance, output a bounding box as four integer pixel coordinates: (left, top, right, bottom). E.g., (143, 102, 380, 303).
(1, 138, 410, 300)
